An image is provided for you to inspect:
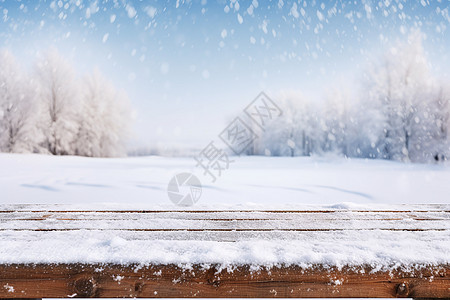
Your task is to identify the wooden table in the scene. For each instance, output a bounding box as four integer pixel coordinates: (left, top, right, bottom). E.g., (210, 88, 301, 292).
(0, 205, 449, 299)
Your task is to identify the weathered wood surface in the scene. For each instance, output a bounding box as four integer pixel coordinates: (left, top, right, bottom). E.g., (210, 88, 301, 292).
(1, 209, 449, 231)
(0, 205, 449, 298)
(0, 264, 449, 298)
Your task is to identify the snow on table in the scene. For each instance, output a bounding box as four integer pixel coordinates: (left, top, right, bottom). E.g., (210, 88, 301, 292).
(0, 205, 449, 268)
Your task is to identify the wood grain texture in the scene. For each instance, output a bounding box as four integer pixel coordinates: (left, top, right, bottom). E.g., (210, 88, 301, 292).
(0, 210, 449, 232)
(0, 263, 449, 298)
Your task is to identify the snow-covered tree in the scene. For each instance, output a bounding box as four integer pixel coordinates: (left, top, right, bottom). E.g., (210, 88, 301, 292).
(359, 30, 444, 162)
(322, 88, 353, 156)
(260, 92, 322, 156)
(425, 83, 450, 161)
(0, 50, 40, 153)
(0, 49, 133, 157)
(75, 69, 131, 157)
(35, 50, 80, 155)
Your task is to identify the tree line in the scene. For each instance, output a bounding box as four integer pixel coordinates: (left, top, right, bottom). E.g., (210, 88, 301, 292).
(247, 31, 450, 163)
(0, 49, 132, 157)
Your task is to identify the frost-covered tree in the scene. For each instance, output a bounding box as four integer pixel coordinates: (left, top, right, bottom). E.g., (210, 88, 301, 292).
(260, 92, 322, 156)
(425, 83, 450, 161)
(35, 50, 80, 155)
(360, 30, 444, 162)
(0, 49, 133, 157)
(322, 88, 353, 156)
(75, 69, 131, 157)
(237, 113, 261, 156)
(0, 50, 40, 153)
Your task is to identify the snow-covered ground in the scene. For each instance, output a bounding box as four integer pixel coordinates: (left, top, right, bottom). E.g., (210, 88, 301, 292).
(1, 153, 449, 208)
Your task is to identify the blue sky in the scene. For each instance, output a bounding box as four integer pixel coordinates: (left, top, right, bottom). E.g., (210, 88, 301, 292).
(0, 0, 449, 148)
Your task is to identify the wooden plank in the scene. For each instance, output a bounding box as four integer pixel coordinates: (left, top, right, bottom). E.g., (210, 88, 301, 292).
(0, 228, 448, 232)
(0, 263, 449, 298)
(0, 202, 449, 214)
(1, 209, 450, 213)
(2, 228, 448, 245)
(2, 211, 450, 221)
(3, 227, 446, 244)
(0, 211, 448, 231)
(1, 209, 449, 216)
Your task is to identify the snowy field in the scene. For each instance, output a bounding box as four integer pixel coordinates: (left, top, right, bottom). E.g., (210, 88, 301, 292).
(1, 153, 449, 208)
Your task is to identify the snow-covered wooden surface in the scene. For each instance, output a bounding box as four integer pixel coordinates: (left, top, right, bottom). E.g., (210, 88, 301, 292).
(0, 205, 449, 265)
(0, 205, 449, 298)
